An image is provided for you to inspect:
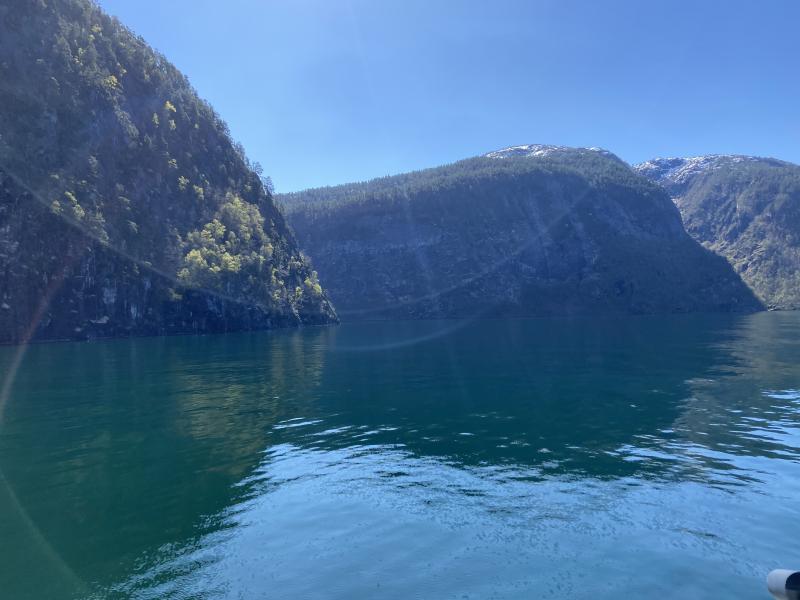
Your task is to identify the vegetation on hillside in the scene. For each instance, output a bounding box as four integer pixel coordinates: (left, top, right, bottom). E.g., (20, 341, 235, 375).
(280, 149, 762, 319)
(637, 157, 800, 310)
(0, 0, 335, 343)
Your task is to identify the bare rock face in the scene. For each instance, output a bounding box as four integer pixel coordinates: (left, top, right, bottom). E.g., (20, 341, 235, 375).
(636, 156, 800, 310)
(280, 147, 762, 320)
(0, 0, 336, 343)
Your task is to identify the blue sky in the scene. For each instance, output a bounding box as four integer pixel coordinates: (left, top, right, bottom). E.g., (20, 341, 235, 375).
(98, 0, 800, 192)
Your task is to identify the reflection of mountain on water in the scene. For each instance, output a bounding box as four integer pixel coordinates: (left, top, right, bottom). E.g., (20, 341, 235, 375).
(670, 312, 800, 484)
(3, 313, 800, 598)
(276, 316, 750, 480)
(112, 313, 800, 600)
(0, 327, 330, 598)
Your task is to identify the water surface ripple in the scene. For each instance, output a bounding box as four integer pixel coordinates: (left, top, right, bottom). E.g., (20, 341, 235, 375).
(1, 313, 799, 599)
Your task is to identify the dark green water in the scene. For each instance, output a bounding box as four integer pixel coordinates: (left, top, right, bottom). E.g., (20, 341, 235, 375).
(1, 313, 799, 599)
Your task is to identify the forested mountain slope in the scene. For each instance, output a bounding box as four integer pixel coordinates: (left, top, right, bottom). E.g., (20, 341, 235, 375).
(636, 155, 800, 309)
(0, 0, 336, 343)
(279, 145, 761, 320)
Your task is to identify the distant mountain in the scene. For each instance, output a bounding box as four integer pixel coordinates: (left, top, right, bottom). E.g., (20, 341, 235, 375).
(635, 155, 800, 309)
(0, 0, 336, 343)
(279, 146, 761, 320)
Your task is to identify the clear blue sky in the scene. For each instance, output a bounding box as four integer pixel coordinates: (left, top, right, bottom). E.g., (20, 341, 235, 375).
(98, 0, 799, 192)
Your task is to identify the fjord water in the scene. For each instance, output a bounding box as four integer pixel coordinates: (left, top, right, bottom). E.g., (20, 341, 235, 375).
(1, 314, 799, 599)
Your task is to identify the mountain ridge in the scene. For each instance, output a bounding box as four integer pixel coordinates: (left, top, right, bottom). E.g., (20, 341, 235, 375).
(635, 155, 794, 186)
(0, 0, 336, 344)
(485, 144, 622, 162)
(635, 154, 800, 309)
(280, 145, 762, 320)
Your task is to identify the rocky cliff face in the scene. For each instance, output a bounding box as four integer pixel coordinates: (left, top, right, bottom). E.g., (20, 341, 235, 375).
(280, 147, 762, 320)
(636, 155, 800, 309)
(0, 0, 336, 343)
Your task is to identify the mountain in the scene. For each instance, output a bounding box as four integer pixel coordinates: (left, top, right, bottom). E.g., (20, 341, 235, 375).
(0, 0, 336, 344)
(635, 155, 800, 309)
(278, 146, 762, 320)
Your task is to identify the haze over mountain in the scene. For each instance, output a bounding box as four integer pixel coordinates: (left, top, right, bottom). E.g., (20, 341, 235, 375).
(279, 146, 762, 320)
(0, 0, 336, 344)
(636, 155, 800, 310)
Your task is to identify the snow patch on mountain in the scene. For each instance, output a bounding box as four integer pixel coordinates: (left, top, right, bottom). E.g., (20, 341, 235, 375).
(634, 155, 768, 184)
(486, 144, 616, 160)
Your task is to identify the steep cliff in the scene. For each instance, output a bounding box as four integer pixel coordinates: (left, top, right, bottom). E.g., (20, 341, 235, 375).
(0, 0, 336, 343)
(636, 155, 800, 309)
(280, 145, 762, 319)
